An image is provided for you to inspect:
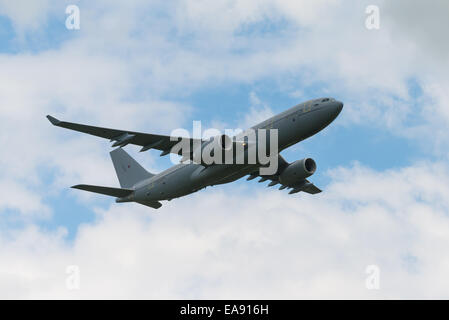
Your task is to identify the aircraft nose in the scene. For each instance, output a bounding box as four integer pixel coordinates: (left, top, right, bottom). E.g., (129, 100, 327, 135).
(323, 100, 343, 123)
(331, 101, 343, 117)
(336, 101, 343, 112)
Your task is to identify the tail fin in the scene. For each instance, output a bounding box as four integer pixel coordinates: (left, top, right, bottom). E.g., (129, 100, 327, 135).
(110, 148, 154, 188)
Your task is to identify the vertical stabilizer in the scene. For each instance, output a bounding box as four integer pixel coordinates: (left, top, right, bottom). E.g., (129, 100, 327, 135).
(110, 148, 153, 188)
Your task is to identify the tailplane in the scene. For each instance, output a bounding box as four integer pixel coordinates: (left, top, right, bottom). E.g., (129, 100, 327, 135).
(72, 184, 133, 197)
(110, 148, 153, 188)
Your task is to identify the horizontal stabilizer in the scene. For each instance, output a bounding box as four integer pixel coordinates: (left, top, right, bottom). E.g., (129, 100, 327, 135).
(136, 200, 163, 209)
(72, 184, 134, 198)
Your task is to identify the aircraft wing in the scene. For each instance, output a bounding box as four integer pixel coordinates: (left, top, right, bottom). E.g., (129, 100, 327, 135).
(300, 181, 322, 194)
(46, 115, 202, 155)
(246, 155, 322, 194)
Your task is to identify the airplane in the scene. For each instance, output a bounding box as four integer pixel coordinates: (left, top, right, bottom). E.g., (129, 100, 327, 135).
(47, 97, 343, 209)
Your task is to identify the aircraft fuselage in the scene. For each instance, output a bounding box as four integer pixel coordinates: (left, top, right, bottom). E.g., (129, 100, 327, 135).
(131, 98, 343, 202)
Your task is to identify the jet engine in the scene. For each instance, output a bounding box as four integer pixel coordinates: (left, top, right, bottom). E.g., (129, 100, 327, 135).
(279, 158, 316, 185)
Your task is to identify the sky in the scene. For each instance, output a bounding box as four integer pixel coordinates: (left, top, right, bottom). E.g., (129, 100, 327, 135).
(0, 0, 449, 299)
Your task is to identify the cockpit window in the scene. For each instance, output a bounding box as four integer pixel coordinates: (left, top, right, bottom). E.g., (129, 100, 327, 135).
(321, 98, 330, 102)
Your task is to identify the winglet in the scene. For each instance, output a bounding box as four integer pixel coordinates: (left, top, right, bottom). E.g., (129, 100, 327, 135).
(46, 115, 61, 125)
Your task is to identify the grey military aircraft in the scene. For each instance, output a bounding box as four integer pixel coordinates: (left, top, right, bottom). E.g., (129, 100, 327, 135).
(47, 98, 343, 209)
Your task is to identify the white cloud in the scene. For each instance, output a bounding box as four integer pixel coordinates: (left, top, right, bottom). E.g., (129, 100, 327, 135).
(1, 162, 449, 299)
(0, 0, 449, 299)
(239, 91, 274, 128)
(0, 0, 55, 34)
(383, 0, 449, 61)
(0, 179, 49, 217)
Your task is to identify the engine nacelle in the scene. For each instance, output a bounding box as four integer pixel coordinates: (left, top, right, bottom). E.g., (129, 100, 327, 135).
(279, 158, 317, 185)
